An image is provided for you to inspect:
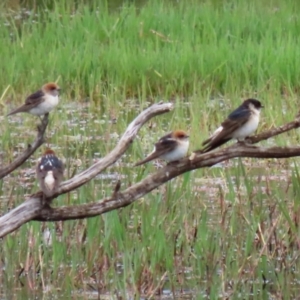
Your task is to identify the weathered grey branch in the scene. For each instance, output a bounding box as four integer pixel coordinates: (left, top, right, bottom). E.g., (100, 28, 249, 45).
(0, 114, 49, 179)
(1, 105, 300, 238)
(0, 196, 41, 234)
(248, 116, 300, 144)
(31, 143, 300, 222)
(0, 103, 173, 236)
(56, 102, 174, 195)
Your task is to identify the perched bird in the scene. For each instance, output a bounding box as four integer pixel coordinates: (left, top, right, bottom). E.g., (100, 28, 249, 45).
(36, 149, 64, 198)
(202, 98, 263, 153)
(7, 82, 60, 116)
(135, 130, 189, 166)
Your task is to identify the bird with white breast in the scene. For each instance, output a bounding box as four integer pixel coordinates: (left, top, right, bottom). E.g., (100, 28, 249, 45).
(201, 98, 263, 153)
(7, 82, 60, 117)
(36, 149, 64, 199)
(135, 130, 190, 166)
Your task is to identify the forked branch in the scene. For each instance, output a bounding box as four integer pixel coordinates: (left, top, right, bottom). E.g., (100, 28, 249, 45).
(0, 102, 173, 236)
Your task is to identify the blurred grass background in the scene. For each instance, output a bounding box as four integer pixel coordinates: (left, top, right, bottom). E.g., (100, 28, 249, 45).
(1, 0, 300, 298)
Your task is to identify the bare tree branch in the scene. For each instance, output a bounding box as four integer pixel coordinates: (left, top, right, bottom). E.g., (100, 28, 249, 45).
(1, 104, 300, 238)
(0, 114, 49, 179)
(0, 196, 41, 235)
(248, 115, 300, 144)
(31, 143, 300, 222)
(55, 102, 174, 195)
(0, 103, 173, 236)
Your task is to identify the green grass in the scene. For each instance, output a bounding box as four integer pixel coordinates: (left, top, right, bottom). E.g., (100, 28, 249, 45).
(0, 0, 300, 101)
(2, 0, 300, 298)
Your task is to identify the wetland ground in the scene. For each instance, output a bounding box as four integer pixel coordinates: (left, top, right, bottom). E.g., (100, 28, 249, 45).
(1, 0, 300, 298)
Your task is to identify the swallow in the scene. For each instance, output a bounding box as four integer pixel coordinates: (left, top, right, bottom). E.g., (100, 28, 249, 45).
(202, 98, 263, 153)
(36, 149, 64, 198)
(135, 130, 189, 166)
(7, 82, 60, 116)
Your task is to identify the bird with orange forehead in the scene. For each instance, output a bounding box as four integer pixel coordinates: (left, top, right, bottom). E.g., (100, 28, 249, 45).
(7, 82, 61, 117)
(36, 149, 64, 201)
(135, 130, 189, 166)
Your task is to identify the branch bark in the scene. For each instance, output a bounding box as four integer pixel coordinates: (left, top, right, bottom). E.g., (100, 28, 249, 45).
(0, 114, 49, 179)
(248, 116, 300, 144)
(31, 143, 300, 221)
(56, 102, 174, 195)
(1, 105, 300, 238)
(0, 102, 173, 236)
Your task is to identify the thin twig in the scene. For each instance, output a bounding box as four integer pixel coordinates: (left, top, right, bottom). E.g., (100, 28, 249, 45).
(0, 114, 49, 179)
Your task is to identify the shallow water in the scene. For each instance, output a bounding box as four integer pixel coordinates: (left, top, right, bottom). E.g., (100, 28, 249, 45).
(2, 0, 300, 297)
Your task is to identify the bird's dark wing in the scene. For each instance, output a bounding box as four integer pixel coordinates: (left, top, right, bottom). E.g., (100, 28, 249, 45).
(25, 89, 45, 105)
(201, 134, 231, 153)
(135, 134, 177, 166)
(227, 107, 251, 120)
(37, 156, 64, 175)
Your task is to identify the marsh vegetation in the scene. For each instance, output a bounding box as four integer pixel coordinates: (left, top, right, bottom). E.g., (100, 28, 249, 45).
(1, 0, 300, 298)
